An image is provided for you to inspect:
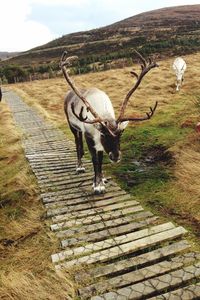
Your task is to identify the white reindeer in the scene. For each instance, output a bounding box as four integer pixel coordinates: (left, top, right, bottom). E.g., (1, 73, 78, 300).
(172, 57, 187, 91)
(60, 51, 158, 194)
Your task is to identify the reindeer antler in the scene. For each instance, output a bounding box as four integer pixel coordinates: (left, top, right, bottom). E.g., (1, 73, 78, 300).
(117, 50, 158, 123)
(60, 51, 103, 124)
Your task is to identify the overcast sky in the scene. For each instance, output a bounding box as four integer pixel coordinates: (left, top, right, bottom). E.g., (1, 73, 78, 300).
(0, 0, 199, 52)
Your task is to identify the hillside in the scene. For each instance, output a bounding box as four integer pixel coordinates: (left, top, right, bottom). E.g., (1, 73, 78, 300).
(1, 5, 200, 69)
(0, 52, 20, 61)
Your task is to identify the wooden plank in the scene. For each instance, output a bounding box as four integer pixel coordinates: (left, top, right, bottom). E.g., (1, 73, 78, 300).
(24, 142, 75, 146)
(45, 190, 127, 208)
(92, 262, 200, 300)
(40, 177, 94, 192)
(51, 211, 154, 232)
(56, 211, 154, 236)
(27, 149, 75, 154)
(79, 252, 199, 298)
(52, 223, 175, 263)
(60, 217, 158, 247)
(47, 195, 135, 217)
(39, 175, 97, 190)
(35, 171, 92, 181)
(149, 282, 200, 299)
(38, 172, 94, 184)
(40, 174, 94, 188)
(35, 168, 93, 178)
(31, 163, 78, 170)
(42, 185, 122, 203)
(26, 152, 76, 158)
(52, 204, 144, 223)
(55, 227, 187, 268)
(32, 163, 91, 173)
(34, 167, 89, 176)
(30, 160, 79, 166)
(76, 240, 190, 280)
(29, 158, 78, 166)
(46, 192, 127, 209)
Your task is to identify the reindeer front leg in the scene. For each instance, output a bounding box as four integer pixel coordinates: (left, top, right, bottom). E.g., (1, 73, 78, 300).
(85, 134, 105, 194)
(92, 150, 105, 194)
(176, 79, 180, 91)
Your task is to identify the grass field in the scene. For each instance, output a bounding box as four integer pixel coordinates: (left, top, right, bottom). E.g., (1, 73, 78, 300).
(1, 51, 200, 298)
(0, 103, 75, 299)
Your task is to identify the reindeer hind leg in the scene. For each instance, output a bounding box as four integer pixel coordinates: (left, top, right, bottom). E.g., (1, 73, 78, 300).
(70, 126, 85, 173)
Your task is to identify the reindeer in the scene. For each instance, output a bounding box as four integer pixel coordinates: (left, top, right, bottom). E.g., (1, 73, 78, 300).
(172, 57, 187, 91)
(60, 51, 158, 194)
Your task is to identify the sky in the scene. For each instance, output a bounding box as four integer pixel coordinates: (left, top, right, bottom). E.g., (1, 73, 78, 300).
(0, 0, 200, 52)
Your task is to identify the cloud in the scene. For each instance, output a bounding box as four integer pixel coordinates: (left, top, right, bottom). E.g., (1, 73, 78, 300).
(1, 0, 200, 52)
(0, 0, 54, 51)
(29, 0, 89, 6)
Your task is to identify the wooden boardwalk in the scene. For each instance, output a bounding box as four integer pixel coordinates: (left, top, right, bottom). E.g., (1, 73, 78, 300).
(5, 90, 200, 299)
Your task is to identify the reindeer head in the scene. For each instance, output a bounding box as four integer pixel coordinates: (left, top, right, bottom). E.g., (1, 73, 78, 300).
(94, 120, 129, 162)
(60, 50, 158, 162)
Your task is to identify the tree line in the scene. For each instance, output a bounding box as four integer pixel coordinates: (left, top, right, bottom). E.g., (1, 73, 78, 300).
(1, 36, 199, 84)
(0, 49, 134, 84)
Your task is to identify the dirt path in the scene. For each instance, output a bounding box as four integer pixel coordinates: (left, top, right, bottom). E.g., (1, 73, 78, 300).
(5, 90, 200, 299)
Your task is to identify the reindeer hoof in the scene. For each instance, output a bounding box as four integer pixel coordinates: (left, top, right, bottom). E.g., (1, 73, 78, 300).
(102, 177, 108, 185)
(93, 184, 105, 194)
(76, 167, 85, 173)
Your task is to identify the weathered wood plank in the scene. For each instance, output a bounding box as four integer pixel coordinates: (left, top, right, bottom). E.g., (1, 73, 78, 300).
(52, 204, 144, 223)
(29, 158, 78, 166)
(55, 226, 187, 268)
(47, 195, 135, 217)
(92, 262, 200, 300)
(45, 190, 127, 208)
(79, 252, 199, 298)
(52, 223, 175, 263)
(36, 171, 92, 181)
(39, 174, 94, 189)
(51, 211, 153, 232)
(40, 178, 94, 193)
(149, 282, 200, 299)
(60, 217, 158, 247)
(33, 167, 86, 175)
(42, 185, 122, 203)
(76, 240, 190, 281)
(56, 212, 155, 237)
(38, 172, 94, 185)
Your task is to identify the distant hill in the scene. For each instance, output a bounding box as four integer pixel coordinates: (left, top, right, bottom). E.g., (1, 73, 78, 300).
(1, 4, 200, 69)
(0, 52, 20, 61)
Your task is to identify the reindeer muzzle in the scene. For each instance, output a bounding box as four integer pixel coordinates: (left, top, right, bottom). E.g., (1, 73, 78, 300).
(109, 151, 121, 163)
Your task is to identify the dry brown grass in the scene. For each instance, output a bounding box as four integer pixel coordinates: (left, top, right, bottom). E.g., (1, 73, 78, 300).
(8, 51, 200, 240)
(11, 52, 200, 122)
(174, 139, 200, 222)
(0, 269, 74, 300)
(0, 103, 75, 299)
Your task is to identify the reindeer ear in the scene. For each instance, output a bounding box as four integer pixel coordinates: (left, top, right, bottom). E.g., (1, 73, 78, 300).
(118, 121, 129, 131)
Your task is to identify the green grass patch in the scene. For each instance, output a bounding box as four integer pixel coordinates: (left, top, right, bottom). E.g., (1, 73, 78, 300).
(104, 120, 190, 212)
